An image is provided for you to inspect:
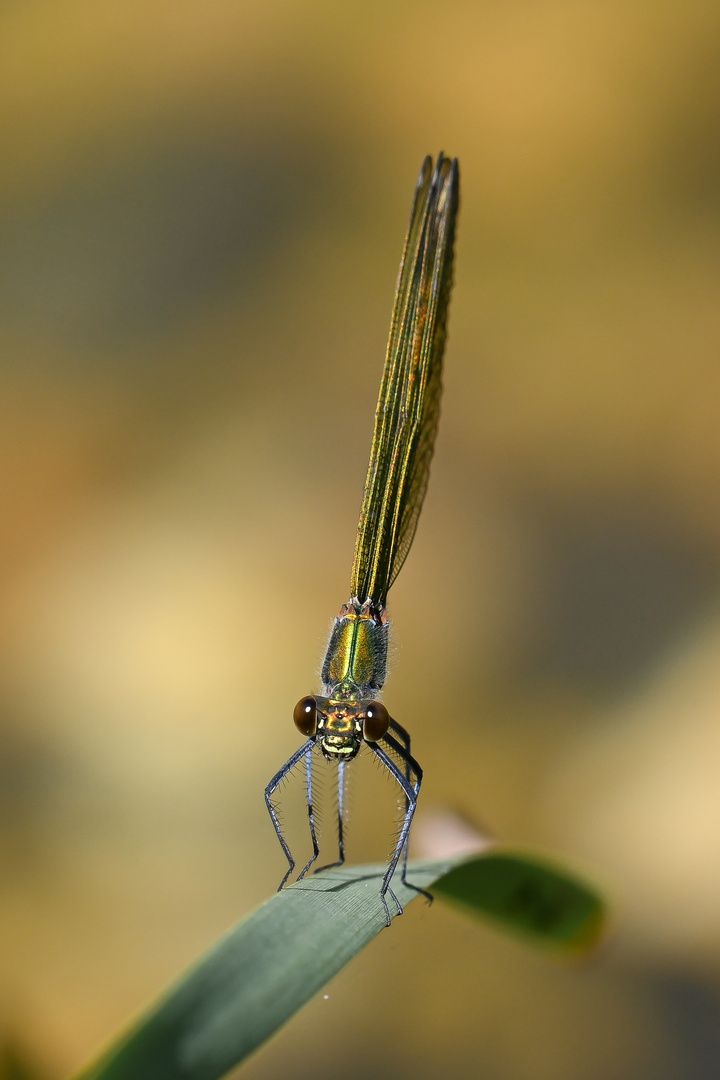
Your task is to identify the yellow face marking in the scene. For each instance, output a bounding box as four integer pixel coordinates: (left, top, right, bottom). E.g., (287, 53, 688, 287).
(327, 713, 353, 734)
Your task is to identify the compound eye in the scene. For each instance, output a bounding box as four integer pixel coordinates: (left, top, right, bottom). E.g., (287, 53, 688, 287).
(293, 696, 317, 736)
(363, 700, 389, 742)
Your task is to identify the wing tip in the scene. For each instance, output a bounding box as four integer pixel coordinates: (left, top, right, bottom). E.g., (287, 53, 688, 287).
(415, 154, 460, 198)
(416, 155, 433, 193)
(429, 152, 460, 201)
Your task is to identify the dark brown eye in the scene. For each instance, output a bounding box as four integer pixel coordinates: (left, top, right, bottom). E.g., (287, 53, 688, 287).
(363, 700, 389, 742)
(293, 695, 317, 736)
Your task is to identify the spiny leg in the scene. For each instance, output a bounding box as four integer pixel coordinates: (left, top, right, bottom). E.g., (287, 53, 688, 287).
(368, 741, 422, 925)
(389, 717, 411, 748)
(384, 726, 432, 904)
(265, 738, 315, 890)
(313, 757, 347, 874)
(297, 742, 321, 880)
(337, 758, 346, 867)
(388, 719, 412, 882)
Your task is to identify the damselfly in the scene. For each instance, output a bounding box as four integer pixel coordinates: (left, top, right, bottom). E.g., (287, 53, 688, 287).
(265, 154, 459, 925)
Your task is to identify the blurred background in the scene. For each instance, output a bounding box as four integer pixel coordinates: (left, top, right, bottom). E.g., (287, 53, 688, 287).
(2, 1, 720, 1077)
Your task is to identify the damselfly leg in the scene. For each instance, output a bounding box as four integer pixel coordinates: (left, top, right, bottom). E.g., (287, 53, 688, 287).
(296, 743, 321, 881)
(264, 738, 315, 891)
(386, 720, 433, 903)
(312, 757, 347, 875)
(369, 733, 426, 924)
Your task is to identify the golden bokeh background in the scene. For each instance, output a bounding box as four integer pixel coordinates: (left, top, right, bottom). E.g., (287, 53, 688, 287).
(3, 2, 720, 1077)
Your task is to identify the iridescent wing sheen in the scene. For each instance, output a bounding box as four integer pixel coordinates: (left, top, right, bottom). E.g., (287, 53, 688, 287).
(350, 154, 459, 607)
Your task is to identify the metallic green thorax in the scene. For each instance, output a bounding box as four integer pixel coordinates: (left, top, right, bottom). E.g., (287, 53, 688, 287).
(316, 598, 389, 760)
(321, 599, 388, 694)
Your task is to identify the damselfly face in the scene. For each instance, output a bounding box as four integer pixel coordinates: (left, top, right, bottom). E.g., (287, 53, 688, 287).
(293, 692, 391, 760)
(315, 694, 364, 760)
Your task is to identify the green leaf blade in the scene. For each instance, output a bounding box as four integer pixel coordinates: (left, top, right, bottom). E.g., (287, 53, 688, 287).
(73, 853, 605, 1080)
(431, 850, 607, 953)
(74, 861, 454, 1080)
